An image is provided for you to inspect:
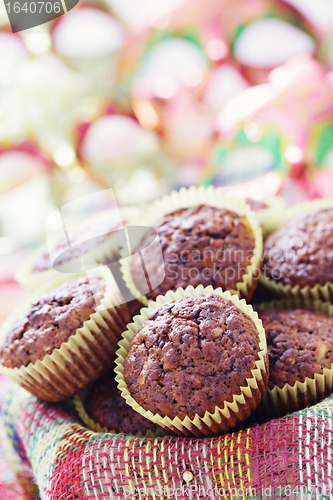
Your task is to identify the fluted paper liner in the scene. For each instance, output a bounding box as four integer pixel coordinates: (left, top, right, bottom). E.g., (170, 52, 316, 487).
(255, 298, 333, 418)
(260, 197, 333, 301)
(15, 207, 138, 291)
(15, 247, 80, 291)
(258, 195, 333, 240)
(120, 186, 263, 306)
(0, 267, 130, 402)
(115, 284, 268, 437)
(255, 196, 285, 238)
(284, 196, 333, 223)
(73, 390, 166, 438)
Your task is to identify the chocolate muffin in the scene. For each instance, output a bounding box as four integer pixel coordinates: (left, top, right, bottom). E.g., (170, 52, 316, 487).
(258, 308, 333, 390)
(244, 198, 268, 212)
(130, 204, 257, 301)
(263, 208, 333, 288)
(124, 294, 262, 420)
(86, 370, 157, 435)
(1, 275, 106, 368)
(33, 219, 122, 273)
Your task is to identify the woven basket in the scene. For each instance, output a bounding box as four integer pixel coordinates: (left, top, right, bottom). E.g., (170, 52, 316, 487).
(2, 381, 333, 499)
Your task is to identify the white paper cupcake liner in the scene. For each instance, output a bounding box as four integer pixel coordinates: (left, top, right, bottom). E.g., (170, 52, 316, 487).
(73, 389, 166, 438)
(260, 197, 333, 301)
(115, 284, 268, 437)
(255, 196, 286, 238)
(15, 206, 138, 291)
(0, 267, 130, 402)
(120, 185, 263, 306)
(255, 298, 333, 417)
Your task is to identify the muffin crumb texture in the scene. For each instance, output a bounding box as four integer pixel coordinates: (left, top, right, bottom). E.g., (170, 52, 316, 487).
(263, 208, 333, 288)
(259, 308, 333, 390)
(87, 370, 157, 435)
(0, 275, 105, 369)
(131, 204, 256, 301)
(124, 294, 260, 420)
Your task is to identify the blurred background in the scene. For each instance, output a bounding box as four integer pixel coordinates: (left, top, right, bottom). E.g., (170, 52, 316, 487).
(1, 0, 333, 325)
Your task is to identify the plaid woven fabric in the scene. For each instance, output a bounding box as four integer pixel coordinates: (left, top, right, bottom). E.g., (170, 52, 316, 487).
(3, 380, 333, 500)
(0, 376, 37, 500)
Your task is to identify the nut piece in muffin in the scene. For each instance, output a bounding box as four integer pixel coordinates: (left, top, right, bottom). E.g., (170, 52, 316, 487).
(131, 204, 257, 301)
(85, 370, 157, 435)
(1, 275, 116, 369)
(258, 308, 333, 390)
(124, 294, 263, 420)
(263, 207, 333, 288)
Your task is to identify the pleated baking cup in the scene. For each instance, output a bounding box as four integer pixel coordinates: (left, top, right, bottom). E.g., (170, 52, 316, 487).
(0, 267, 131, 403)
(255, 298, 333, 418)
(79, 206, 141, 272)
(258, 196, 333, 241)
(15, 247, 80, 291)
(115, 284, 268, 437)
(120, 185, 263, 306)
(15, 206, 138, 292)
(73, 390, 166, 439)
(255, 196, 286, 238)
(260, 197, 333, 302)
(260, 274, 333, 303)
(284, 196, 333, 223)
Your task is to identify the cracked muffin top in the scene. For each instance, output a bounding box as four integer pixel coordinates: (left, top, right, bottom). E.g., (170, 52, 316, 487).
(124, 294, 261, 420)
(0, 275, 105, 369)
(258, 308, 333, 390)
(86, 369, 157, 435)
(130, 204, 256, 301)
(263, 208, 333, 288)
